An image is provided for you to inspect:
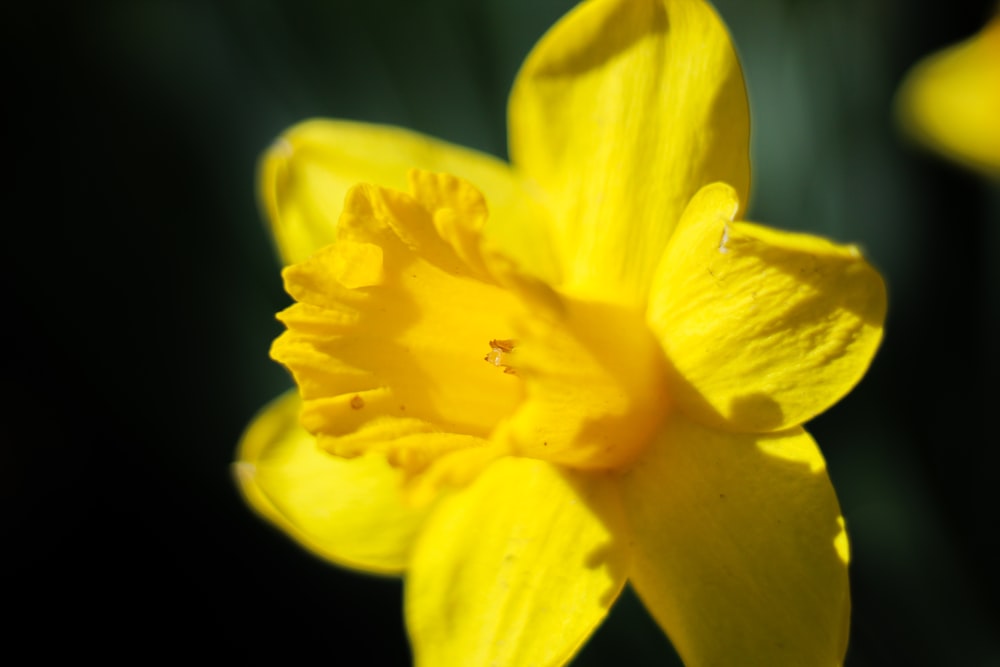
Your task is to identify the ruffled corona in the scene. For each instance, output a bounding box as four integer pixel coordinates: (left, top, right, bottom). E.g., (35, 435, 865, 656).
(271, 170, 670, 491)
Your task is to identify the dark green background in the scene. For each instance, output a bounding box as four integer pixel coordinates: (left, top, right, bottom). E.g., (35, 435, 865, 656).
(6, 0, 998, 664)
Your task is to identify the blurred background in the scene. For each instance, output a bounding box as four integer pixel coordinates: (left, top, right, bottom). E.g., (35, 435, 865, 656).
(5, 0, 997, 664)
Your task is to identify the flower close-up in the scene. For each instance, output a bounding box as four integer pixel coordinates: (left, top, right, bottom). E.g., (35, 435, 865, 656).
(236, 0, 887, 665)
(896, 9, 1000, 176)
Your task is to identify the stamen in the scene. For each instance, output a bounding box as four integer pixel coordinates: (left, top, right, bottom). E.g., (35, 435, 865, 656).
(484, 339, 518, 374)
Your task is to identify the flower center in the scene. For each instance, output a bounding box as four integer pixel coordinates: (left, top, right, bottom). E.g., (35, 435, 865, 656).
(494, 294, 671, 470)
(271, 170, 670, 493)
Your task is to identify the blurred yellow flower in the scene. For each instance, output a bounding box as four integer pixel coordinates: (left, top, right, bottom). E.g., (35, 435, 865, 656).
(236, 0, 886, 665)
(896, 12, 1000, 175)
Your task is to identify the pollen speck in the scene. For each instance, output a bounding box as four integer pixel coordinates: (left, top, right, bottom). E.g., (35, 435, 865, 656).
(350, 395, 365, 410)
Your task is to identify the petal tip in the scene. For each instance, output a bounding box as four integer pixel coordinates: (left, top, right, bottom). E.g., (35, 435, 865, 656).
(233, 461, 257, 484)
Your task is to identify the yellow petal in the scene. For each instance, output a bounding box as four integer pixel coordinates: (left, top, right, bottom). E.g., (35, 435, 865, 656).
(260, 119, 559, 281)
(896, 14, 1000, 176)
(623, 415, 850, 666)
(508, 0, 750, 302)
(406, 457, 628, 666)
(234, 390, 428, 574)
(647, 183, 886, 432)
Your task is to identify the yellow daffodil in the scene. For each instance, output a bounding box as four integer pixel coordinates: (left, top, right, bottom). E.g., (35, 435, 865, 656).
(235, 0, 886, 665)
(896, 11, 1000, 176)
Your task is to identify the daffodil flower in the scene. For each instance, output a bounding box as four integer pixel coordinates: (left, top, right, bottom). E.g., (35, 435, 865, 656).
(235, 0, 886, 665)
(896, 11, 1000, 176)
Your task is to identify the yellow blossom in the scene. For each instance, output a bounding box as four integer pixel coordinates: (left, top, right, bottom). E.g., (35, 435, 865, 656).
(235, 0, 887, 665)
(896, 11, 1000, 176)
